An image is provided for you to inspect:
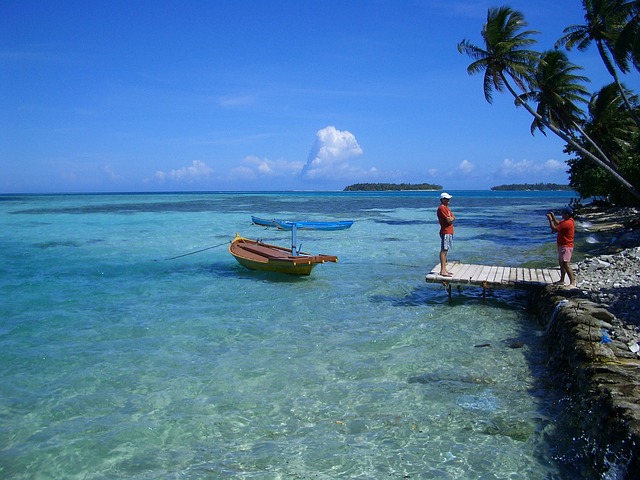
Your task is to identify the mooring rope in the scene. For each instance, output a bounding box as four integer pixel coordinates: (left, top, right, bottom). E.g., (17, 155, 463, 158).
(163, 241, 230, 260)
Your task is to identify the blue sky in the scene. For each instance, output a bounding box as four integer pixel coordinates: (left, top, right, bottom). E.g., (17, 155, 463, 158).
(2, 0, 638, 193)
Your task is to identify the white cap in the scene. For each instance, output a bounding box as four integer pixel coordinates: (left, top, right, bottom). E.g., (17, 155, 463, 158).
(440, 192, 452, 199)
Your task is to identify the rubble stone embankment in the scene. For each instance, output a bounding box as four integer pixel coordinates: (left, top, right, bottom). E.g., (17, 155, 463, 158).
(530, 205, 640, 478)
(574, 247, 640, 339)
(531, 287, 640, 478)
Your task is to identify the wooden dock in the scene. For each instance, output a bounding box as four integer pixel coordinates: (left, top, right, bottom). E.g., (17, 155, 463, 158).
(425, 262, 562, 298)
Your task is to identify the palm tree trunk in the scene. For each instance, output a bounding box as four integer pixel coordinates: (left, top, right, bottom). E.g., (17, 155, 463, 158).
(572, 122, 616, 168)
(502, 73, 640, 201)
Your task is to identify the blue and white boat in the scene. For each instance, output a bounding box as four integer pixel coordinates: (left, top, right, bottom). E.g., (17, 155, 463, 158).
(274, 219, 354, 231)
(251, 216, 354, 231)
(251, 216, 277, 227)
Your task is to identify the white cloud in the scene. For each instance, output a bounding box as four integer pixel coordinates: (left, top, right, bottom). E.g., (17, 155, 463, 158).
(497, 158, 565, 177)
(300, 126, 364, 181)
(228, 165, 256, 180)
(543, 159, 565, 171)
(427, 168, 440, 177)
(229, 155, 305, 180)
(154, 160, 213, 182)
(457, 159, 474, 174)
(104, 165, 122, 181)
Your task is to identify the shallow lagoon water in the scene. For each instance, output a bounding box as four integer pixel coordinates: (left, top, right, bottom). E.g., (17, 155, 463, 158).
(0, 191, 591, 478)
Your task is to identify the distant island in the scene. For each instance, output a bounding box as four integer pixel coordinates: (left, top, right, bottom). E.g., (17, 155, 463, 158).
(491, 183, 572, 191)
(344, 183, 442, 191)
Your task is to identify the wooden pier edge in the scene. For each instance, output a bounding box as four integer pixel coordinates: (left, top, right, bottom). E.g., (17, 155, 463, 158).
(425, 262, 562, 299)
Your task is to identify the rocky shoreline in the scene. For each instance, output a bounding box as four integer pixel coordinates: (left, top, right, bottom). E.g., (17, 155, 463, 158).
(573, 206, 640, 350)
(531, 205, 640, 478)
(574, 248, 640, 343)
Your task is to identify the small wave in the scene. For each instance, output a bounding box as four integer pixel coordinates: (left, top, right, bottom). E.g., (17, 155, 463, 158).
(456, 392, 499, 412)
(578, 220, 593, 230)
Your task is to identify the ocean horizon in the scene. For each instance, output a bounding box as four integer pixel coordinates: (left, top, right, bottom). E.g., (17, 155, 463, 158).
(0, 187, 575, 195)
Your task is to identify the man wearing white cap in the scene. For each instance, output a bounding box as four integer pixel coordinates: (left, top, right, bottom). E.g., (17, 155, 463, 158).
(437, 192, 455, 276)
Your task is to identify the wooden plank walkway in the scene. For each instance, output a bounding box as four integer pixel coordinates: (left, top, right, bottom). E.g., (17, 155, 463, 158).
(425, 262, 561, 290)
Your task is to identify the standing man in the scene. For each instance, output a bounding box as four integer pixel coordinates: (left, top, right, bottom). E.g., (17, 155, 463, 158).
(437, 192, 455, 277)
(546, 205, 576, 287)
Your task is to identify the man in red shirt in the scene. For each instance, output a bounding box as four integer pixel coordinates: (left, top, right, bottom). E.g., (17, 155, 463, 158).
(437, 192, 455, 276)
(546, 205, 576, 287)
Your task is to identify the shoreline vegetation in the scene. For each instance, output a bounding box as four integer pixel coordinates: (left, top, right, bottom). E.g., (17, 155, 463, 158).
(491, 183, 572, 191)
(342, 182, 572, 192)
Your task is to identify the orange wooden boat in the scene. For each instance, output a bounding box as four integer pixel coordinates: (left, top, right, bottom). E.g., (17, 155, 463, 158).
(229, 234, 338, 275)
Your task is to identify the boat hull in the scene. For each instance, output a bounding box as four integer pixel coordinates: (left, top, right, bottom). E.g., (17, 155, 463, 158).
(251, 216, 276, 227)
(251, 216, 353, 230)
(274, 220, 354, 231)
(229, 234, 337, 276)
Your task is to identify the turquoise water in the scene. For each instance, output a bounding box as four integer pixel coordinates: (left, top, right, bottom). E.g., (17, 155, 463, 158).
(1, 191, 588, 479)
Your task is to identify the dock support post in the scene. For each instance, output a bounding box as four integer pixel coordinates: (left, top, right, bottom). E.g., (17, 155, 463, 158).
(443, 282, 451, 300)
(482, 281, 487, 302)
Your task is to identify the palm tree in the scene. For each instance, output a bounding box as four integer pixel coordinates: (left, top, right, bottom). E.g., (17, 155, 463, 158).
(457, 6, 540, 104)
(613, 0, 640, 72)
(567, 84, 640, 201)
(523, 50, 590, 134)
(523, 50, 612, 166)
(555, 0, 639, 124)
(586, 82, 638, 161)
(458, 6, 640, 200)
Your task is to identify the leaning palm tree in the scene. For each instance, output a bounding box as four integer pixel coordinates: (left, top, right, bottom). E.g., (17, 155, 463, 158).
(458, 6, 640, 200)
(586, 82, 639, 159)
(524, 51, 639, 197)
(523, 50, 612, 166)
(524, 50, 591, 134)
(556, 0, 639, 125)
(457, 6, 540, 104)
(567, 83, 640, 201)
(613, 0, 640, 71)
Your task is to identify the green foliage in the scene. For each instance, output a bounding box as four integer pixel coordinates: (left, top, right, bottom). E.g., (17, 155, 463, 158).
(614, 1, 640, 72)
(491, 183, 572, 191)
(565, 83, 640, 205)
(343, 183, 442, 191)
(457, 6, 540, 103)
(522, 49, 590, 135)
(459, 3, 640, 205)
(567, 145, 640, 204)
(553, 0, 640, 204)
